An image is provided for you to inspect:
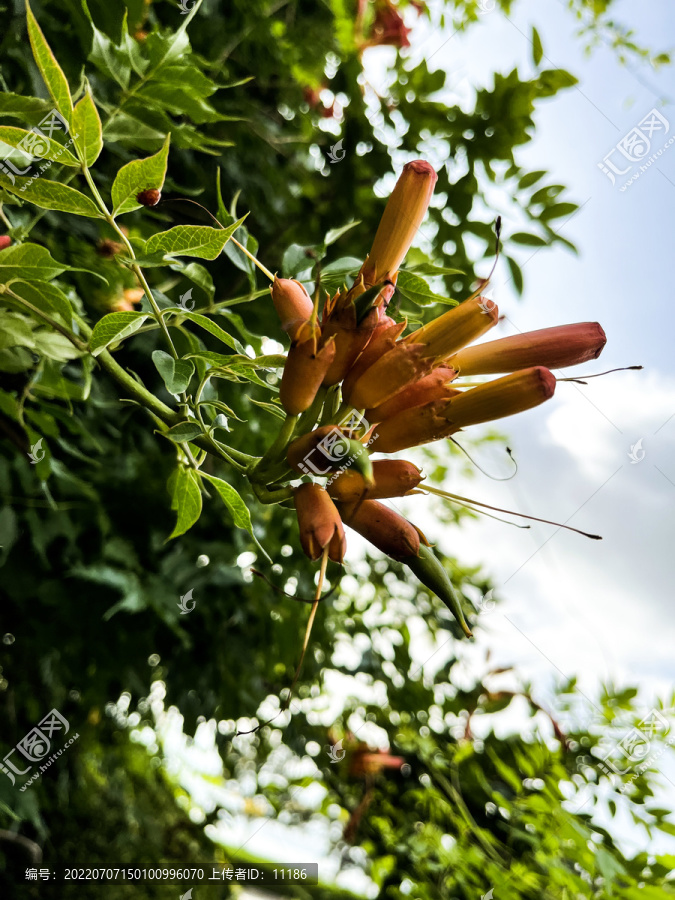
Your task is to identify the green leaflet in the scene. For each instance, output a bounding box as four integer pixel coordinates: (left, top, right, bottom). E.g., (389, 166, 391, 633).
(111, 134, 170, 216)
(202, 473, 269, 560)
(0, 126, 79, 167)
(152, 350, 195, 394)
(146, 217, 247, 261)
(26, 0, 73, 121)
(0, 243, 69, 281)
(72, 91, 103, 167)
(89, 312, 148, 356)
(167, 466, 202, 540)
(0, 177, 103, 218)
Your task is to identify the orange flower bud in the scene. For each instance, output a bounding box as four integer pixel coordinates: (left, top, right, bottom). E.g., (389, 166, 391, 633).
(446, 322, 607, 375)
(344, 341, 432, 411)
(321, 303, 379, 386)
(341, 315, 406, 400)
(280, 323, 336, 415)
(441, 366, 556, 431)
(373, 367, 556, 452)
(339, 499, 426, 561)
(404, 295, 499, 361)
(367, 400, 450, 454)
(294, 483, 346, 563)
(359, 160, 437, 287)
(287, 425, 363, 477)
(328, 459, 424, 502)
(0, 235, 11, 250)
(271, 277, 315, 337)
(366, 365, 459, 422)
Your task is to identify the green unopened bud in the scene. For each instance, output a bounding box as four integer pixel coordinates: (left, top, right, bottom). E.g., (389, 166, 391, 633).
(404, 544, 473, 638)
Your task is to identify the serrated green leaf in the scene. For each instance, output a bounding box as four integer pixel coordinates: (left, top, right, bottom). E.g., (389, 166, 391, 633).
(165, 421, 203, 443)
(9, 280, 73, 327)
(146, 217, 247, 260)
(202, 473, 269, 559)
(177, 312, 241, 352)
(73, 91, 103, 167)
(0, 176, 103, 218)
(111, 134, 170, 216)
(89, 311, 147, 356)
(0, 242, 69, 281)
(26, 0, 73, 121)
(152, 349, 194, 393)
(511, 232, 548, 247)
(0, 126, 79, 167)
(168, 466, 202, 540)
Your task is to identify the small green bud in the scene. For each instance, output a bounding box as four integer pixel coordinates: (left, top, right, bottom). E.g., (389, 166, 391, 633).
(405, 544, 473, 638)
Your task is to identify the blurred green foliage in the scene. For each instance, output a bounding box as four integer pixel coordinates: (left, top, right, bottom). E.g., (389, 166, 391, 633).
(0, 0, 673, 897)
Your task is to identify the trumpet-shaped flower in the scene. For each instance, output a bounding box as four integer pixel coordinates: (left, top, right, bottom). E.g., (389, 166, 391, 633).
(446, 322, 607, 375)
(295, 483, 346, 563)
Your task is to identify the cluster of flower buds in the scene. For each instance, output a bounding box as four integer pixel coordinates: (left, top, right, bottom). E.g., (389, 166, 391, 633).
(270, 159, 608, 636)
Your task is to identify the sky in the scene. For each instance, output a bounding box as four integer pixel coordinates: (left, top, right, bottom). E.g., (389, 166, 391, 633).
(147, 0, 675, 893)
